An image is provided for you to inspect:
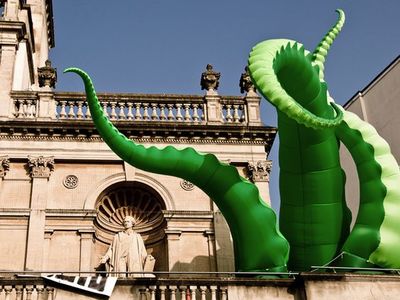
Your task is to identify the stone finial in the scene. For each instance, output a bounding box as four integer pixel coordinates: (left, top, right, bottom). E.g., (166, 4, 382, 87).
(38, 60, 57, 88)
(201, 64, 220, 92)
(247, 160, 272, 182)
(0, 156, 10, 178)
(240, 66, 256, 94)
(27, 155, 55, 178)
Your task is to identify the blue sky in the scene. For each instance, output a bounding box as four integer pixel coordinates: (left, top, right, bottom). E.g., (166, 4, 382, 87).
(51, 0, 399, 212)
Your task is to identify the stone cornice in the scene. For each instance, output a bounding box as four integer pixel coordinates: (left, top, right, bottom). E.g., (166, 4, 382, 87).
(0, 120, 277, 149)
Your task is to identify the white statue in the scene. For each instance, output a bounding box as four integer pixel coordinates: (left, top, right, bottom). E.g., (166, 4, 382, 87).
(100, 216, 155, 277)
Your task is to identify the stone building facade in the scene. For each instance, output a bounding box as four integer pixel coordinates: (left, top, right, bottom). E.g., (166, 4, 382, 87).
(0, 0, 276, 275)
(340, 56, 400, 223)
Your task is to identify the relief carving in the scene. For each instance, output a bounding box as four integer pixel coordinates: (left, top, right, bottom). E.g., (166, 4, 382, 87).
(0, 156, 10, 178)
(247, 160, 272, 182)
(27, 155, 55, 178)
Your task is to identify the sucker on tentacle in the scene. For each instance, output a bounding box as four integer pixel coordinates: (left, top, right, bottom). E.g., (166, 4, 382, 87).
(65, 67, 290, 273)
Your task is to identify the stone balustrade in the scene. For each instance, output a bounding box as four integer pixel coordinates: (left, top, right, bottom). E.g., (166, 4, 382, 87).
(0, 284, 54, 300)
(139, 284, 228, 300)
(9, 91, 261, 126)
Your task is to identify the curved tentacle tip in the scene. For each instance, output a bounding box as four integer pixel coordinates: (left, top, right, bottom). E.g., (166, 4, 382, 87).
(63, 67, 88, 77)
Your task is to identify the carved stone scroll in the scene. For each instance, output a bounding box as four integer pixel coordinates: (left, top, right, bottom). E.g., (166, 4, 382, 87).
(27, 155, 55, 178)
(0, 156, 10, 178)
(247, 160, 272, 182)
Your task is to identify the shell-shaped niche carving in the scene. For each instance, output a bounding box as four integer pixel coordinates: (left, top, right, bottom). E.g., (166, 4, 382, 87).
(95, 182, 166, 244)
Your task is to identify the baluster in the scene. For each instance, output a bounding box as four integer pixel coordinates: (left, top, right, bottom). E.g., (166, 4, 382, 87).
(25, 285, 34, 300)
(190, 285, 197, 300)
(76, 101, 84, 119)
(109, 102, 117, 120)
(134, 103, 142, 120)
(210, 286, 217, 300)
(68, 101, 75, 119)
(15, 285, 23, 300)
(159, 104, 167, 121)
(179, 286, 187, 300)
(85, 102, 92, 119)
(46, 287, 55, 300)
(159, 285, 167, 300)
(233, 104, 240, 122)
(169, 285, 177, 300)
(17, 99, 25, 118)
(37, 285, 45, 300)
(193, 104, 200, 122)
(240, 105, 246, 122)
(183, 104, 191, 122)
(151, 103, 159, 120)
(142, 103, 150, 120)
(59, 100, 67, 119)
(199, 104, 205, 121)
(225, 104, 233, 122)
(166, 104, 174, 121)
(102, 102, 108, 119)
(4, 286, 12, 300)
(26, 100, 34, 117)
(126, 102, 134, 120)
(220, 286, 228, 300)
(199, 286, 207, 300)
(149, 285, 157, 300)
(176, 103, 183, 121)
(139, 288, 148, 300)
(118, 102, 126, 120)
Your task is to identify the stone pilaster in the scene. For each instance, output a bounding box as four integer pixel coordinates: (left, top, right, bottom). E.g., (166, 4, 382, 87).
(165, 229, 182, 271)
(0, 21, 26, 118)
(25, 156, 54, 271)
(78, 229, 95, 272)
(204, 230, 217, 272)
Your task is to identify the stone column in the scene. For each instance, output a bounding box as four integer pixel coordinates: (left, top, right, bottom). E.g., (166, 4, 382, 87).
(25, 156, 54, 271)
(165, 229, 182, 271)
(78, 229, 95, 272)
(247, 160, 272, 205)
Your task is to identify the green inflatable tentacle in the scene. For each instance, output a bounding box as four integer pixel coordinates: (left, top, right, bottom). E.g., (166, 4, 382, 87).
(64, 67, 290, 273)
(335, 110, 400, 268)
(249, 40, 343, 130)
(249, 39, 349, 270)
(312, 9, 345, 81)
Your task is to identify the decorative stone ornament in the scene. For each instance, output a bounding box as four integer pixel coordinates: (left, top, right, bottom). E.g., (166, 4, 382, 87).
(247, 160, 272, 182)
(200, 64, 220, 91)
(240, 66, 256, 94)
(38, 59, 57, 88)
(27, 155, 55, 178)
(180, 180, 194, 191)
(63, 175, 78, 189)
(0, 156, 10, 178)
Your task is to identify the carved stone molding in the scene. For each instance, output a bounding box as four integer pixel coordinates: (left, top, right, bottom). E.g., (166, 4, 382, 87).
(247, 160, 272, 182)
(201, 64, 220, 92)
(180, 180, 194, 191)
(38, 59, 57, 88)
(0, 156, 10, 178)
(239, 66, 256, 94)
(27, 155, 55, 178)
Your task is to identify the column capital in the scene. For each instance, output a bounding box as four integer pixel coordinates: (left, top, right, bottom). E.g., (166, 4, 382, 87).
(247, 160, 272, 182)
(27, 155, 54, 178)
(0, 156, 10, 178)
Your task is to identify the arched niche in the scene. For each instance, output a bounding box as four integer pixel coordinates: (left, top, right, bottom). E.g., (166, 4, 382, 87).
(94, 181, 168, 271)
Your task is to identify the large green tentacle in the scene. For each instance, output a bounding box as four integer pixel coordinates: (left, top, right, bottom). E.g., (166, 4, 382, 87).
(335, 110, 400, 268)
(65, 67, 290, 272)
(248, 38, 349, 270)
(249, 40, 343, 130)
(312, 9, 345, 80)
